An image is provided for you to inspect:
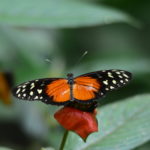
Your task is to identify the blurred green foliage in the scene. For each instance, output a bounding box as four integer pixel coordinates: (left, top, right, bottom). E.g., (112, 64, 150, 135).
(64, 94, 150, 150)
(0, 0, 150, 150)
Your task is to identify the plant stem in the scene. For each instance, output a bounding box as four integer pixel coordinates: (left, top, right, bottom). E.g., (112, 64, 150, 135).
(59, 130, 69, 150)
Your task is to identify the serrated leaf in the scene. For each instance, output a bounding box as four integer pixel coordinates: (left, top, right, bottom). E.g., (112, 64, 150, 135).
(0, 0, 133, 28)
(64, 94, 150, 150)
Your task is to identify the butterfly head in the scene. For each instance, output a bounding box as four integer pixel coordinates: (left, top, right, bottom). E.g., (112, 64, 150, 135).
(67, 73, 73, 78)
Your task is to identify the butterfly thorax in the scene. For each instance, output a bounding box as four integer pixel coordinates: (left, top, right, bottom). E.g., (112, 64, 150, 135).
(67, 73, 74, 101)
(67, 73, 74, 85)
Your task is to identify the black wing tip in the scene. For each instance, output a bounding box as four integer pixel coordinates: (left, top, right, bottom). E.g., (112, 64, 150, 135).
(11, 86, 18, 97)
(122, 70, 132, 81)
(126, 71, 132, 78)
(111, 69, 132, 79)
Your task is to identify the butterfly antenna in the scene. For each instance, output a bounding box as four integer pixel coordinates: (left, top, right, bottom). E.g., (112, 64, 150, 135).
(74, 51, 88, 68)
(45, 58, 54, 64)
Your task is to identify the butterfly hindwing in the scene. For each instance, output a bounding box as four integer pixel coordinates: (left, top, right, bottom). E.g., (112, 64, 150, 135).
(12, 78, 71, 105)
(73, 69, 132, 102)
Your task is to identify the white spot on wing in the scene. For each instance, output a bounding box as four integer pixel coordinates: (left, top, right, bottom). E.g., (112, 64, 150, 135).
(22, 89, 25, 92)
(112, 80, 117, 84)
(110, 86, 114, 89)
(103, 80, 108, 85)
(41, 83, 45, 86)
(116, 71, 121, 74)
(34, 96, 38, 99)
(30, 83, 35, 89)
(120, 80, 124, 83)
(118, 75, 123, 78)
(108, 72, 114, 78)
(37, 89, 42, 94)
(123, 73, 129, 78)
(101, 92, 104, 95)
(16, 88, 21, 94)
(23, 94, 26, 97)
(22, 85, 26, 88)
(30, 91, 33, 96)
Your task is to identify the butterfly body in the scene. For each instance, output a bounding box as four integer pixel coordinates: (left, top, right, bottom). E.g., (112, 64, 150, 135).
(67, 73, 74, 101)
(0, 72, 14, 105)
(12, 69, 132, 106)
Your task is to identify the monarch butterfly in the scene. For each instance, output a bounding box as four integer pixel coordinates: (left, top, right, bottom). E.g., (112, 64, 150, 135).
(12, 69, 132, 107)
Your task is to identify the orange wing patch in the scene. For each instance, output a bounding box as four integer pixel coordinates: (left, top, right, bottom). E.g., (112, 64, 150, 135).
(46, 79, 70, 103)
(73, 77, 101, 101)
(0, 73, 12, 105)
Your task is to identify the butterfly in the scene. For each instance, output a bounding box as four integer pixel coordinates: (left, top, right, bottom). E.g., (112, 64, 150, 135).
(12, 69, 132, 105)
(12, 69, 132, 106)
(0, 72, 14, 105)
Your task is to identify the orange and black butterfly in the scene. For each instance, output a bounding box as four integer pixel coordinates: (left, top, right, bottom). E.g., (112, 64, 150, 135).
(0, 72, 14, 105)
(12, 70, 132, 106)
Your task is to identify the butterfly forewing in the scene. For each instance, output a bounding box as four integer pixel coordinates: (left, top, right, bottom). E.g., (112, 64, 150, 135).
(12, 78, 71, 105)
(46, 79, 70, 103)
(73, 76, 101, 101)
(94, 69, 132, 91)
(73, 69, 132, 102)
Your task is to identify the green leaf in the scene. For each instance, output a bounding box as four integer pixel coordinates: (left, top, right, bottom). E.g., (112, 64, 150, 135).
(0, 103, 17, 121)
(134, 141, 150, 150)
(41, 147, 55, 150)
(0, 147, 14, 150)
(64, 94, 150, 150)
(0, 0, 133, 28)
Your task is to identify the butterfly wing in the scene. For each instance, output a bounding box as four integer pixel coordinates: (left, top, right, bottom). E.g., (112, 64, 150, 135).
(12, 78, 71, 105)
(73, 69, 132, 102)
(0, 72, 13, 105)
